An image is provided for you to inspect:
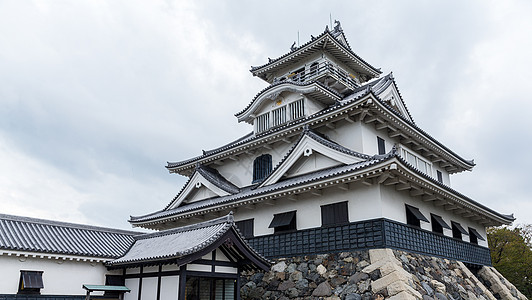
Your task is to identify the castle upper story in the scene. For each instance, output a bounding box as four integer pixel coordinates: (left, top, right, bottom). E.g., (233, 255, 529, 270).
(130, 22, 513, 264)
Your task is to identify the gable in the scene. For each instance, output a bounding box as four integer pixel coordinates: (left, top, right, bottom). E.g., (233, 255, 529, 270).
(167, 171, 232, 210)
(236, 82, 341, 124)
(259, 133, 366, 187)
(376, 81, 413, 123)
(284, 152, 343, 178)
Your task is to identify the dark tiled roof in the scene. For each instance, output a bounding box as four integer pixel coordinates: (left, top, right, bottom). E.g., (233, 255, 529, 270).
(163, 164, 240, 211)
(167, 132, 255, 169)
(0, 214, 138, 258)
(305, 128, 370, 159)
(250, 29, 381, 76)
(131, 154, 393, 224)
(235, 80, 341, 119)
(255, 127, 371, 187)
(197, 164, 240, 194)
(110, 213, 270, 270)
(393, 155, 514, 224)
(166, 75, 474, 173)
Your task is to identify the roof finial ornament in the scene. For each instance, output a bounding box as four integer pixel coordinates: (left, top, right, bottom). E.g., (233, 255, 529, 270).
(291, 42, 297, 52)
(333, 20, 343, 33)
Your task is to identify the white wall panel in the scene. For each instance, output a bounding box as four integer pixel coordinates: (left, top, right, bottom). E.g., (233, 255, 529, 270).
(160, 276, 179, 300)
(140, 277, 158, 300)
(124, 278, 140, 300)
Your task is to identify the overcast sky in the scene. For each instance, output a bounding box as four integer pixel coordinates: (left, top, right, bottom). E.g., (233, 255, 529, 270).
(1, 0, 531, 230)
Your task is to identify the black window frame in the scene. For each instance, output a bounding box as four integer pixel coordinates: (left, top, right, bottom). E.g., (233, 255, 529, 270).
(451, 221, 468, 240)
(252, 154, 272, 183)
(18, 270, 44, 295)
(405, 204, 429, 228)
(437, 170, 443, 183)
(377, 136, 386, 155)
(235, 219, 254, 239)
(321, 201, 349, 227)
(469, 227, 485, 245)
(269, 211, 296, 234)
(430, 214, 450, 235)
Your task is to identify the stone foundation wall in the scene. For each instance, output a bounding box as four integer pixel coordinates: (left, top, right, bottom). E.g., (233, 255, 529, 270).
(240, 249, 528, 300)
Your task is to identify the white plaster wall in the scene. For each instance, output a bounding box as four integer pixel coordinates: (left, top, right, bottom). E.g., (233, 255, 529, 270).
(124, 278, 140, 300)
(285, 153, 341, 178)
(187, 264, 211, 272)
(213, 138, 293, 187)
(215, 266, 238, 274)
(234, 183, 381, 236)
(0, 255, 117, 295)
(162, 265, 180, 272)
(215, 249, 230, 262)
(317, 120, 364, 154)
(160, 276, 179, 300)
(140, 277, 158, 300)
(143, 266, 159, 273)
(126, 267, 141, 274)
(380, 184, 488, 247)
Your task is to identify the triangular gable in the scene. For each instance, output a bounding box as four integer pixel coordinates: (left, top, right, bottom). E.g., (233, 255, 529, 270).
(166, 171, 232, 210)
(259, 131, 366, 187)
(284, 152, 343, 178)
(373, 77, 414, 123)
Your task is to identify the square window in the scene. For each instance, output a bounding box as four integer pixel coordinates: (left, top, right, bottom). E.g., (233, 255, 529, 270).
(321, 201, 349, 227)
(18, 271, 44, 295)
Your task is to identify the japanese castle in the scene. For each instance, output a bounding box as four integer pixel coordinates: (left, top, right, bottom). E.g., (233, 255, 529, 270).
(0, 21, 517, 300)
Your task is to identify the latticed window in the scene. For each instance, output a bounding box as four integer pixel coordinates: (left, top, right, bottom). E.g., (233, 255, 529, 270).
(272, 106, 286, 127)
(289, 99, 304, 120)
(255, 113, 270, 133)
(252, 154, 272, 183)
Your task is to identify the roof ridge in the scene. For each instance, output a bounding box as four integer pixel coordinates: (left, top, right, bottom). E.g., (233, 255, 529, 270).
(135, 213, 234, 241)
(196, 164, 240, 194)
(0, 213, 139, 235)
(250, 30, 381, 75)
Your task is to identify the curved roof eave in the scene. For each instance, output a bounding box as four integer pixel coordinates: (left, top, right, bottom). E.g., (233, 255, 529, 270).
(393, 156, 514, 226)
(250, 30, 381, 80)
(235, 81, 342, 123)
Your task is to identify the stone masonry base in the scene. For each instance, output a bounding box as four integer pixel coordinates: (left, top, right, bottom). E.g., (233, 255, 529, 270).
(240, 248, 528, 300)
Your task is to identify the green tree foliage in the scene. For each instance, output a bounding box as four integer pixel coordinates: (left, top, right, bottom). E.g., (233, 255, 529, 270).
(487, 225, 532, 297)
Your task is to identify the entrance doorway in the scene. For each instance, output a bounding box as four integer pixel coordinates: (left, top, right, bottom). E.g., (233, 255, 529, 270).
(184, 277, 236, 300)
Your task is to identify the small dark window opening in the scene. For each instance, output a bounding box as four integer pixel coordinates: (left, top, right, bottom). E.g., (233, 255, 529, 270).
(469, 227, 485, 245)
(431, 214, 450, 235)
(431, 215, 443, 234)
(321, 201, 349, 227)
(405, 204, 429, 228)
(269, 211, 296, 234)
(310, 62, 319, 76)
(469, 228, 478, 244)
(377, 137, 386, 155)
(18, 271, 44, 295)
(235, 219, 254, 238)
(104, 275, 125, 298)
(437, 170, 443, 183)
(451, 221, 468, 240)
(252, 154, 272, 183)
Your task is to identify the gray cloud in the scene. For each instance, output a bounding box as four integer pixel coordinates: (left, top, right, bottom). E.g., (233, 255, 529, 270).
(0, 0, 530, 229)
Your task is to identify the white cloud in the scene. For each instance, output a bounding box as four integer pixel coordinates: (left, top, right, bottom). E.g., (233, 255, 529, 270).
(0, 0, 531, 228)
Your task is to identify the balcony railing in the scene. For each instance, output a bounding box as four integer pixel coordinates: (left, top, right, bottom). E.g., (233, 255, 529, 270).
(285, 62, 360, 91)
